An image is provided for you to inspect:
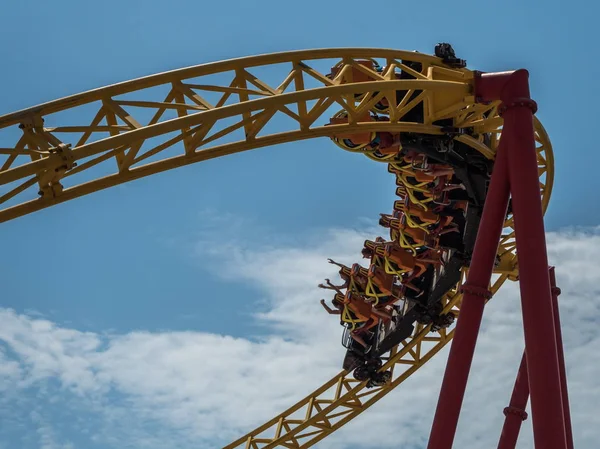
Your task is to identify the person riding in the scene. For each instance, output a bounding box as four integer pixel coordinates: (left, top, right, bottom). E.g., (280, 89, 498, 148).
(360, 239, 441, 299)
(378, 212, 465, 257)
(362, 239, 441, 272)
(390, 157, 455, 183)
(340, 131, 402, 157)
(321, 259, 369, 293)
(320, 290, 392, 349)
(390, 164, 467, 209)
(394, 197, 462, 237)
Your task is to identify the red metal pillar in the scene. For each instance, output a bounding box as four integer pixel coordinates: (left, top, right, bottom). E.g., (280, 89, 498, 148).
(426, 127, 511, 449)
(476, 70, 567, 449)
(497, 352, 529, 449)
(549, 267, 574, 449)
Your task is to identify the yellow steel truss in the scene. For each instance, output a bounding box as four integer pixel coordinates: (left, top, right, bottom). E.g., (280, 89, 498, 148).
(0, 48, 553, 449)
(225, 272, 509, 449)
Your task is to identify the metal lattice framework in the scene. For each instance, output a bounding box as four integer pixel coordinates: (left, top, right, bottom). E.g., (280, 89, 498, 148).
(0, 49, 553, 449)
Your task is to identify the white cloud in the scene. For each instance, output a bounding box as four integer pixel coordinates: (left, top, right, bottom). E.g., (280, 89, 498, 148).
(30, 410, 74, 449)
(0, 223, 599, 449)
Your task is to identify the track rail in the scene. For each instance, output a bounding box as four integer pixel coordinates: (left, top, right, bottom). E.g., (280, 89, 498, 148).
(0, 48, 553, 449)
(225, 272, 511, 449)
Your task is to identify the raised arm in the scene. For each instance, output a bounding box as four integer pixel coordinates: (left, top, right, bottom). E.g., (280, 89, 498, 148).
(326, 279, 345, 293)
(318, 278, 335, 290)
(318, 278, 346, 293)
(320, 299, 341, 315)
(327, 258, 345, 269)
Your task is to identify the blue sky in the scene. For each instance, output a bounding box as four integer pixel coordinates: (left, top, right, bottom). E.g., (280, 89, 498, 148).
(0, 1, 598, 448)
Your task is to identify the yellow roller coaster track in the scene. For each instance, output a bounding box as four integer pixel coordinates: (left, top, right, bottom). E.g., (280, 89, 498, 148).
(0, 48, 553, 449)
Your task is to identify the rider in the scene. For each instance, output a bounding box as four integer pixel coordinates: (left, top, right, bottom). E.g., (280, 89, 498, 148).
(320, 290, 392, 348)
(362, 239, 440, 272)
(320, 259, 369, 293)
(341, 131, 402, 156)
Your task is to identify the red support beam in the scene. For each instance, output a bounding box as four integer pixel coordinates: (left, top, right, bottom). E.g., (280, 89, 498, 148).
(426, 128, 511, 449)
(549, 267, 574, 449)
(496, 267, 573, 449)
(497, 353, 529, 449)
(476, 70, 567, 449)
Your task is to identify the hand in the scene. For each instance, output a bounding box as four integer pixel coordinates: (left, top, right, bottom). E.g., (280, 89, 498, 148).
(324, 278, 330, 283)
(318, 284, 325, 288)
(327, 258, 334, 264)
(320, 299, 326, 305)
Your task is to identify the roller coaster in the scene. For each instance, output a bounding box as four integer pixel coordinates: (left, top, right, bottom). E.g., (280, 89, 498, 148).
(0, 44, 574, 449)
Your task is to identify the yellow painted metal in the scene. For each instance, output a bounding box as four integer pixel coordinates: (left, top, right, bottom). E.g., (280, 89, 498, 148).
(222, 115, 552, 448)
(0, 49, 467, 222)
(0, 48, 554, 449)
(224, 272, 509, 449)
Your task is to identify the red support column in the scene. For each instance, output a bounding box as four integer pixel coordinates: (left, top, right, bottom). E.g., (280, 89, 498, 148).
(497, 353, 529, 449)
(426, 132, 511, 449)
(476, 70, 567, 449)
(549, 267, 574, 449)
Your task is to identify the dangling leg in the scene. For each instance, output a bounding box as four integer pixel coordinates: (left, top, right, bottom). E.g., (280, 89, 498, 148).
(371, 308, 393, 321)
(350, 332, 368, 348)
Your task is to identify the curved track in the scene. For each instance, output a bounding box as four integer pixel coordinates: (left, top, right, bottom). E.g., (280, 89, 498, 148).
(0, 48, 553, 448)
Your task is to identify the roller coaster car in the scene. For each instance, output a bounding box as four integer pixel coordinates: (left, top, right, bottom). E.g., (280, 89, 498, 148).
(328, 112, 404, 158)
(341, 145, 490, 384)
(328, 57, 496, 383)
(342, 253, 465, 383)
(328, 111, 376, 145)
(326, 46, 497, 385)
(394, 135, 492, 207)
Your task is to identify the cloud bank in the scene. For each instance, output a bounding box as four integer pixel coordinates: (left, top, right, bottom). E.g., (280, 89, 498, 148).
(0, 224, 599, 449)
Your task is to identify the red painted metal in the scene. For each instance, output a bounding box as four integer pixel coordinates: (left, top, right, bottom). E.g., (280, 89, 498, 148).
(497, 353, 529, 449)
(496, 268, 574, 449)
(550, 267, 575, 449)
(476, 70, 567, 449)
(427, 70, 573, 449)
(426, 135, 511, 449)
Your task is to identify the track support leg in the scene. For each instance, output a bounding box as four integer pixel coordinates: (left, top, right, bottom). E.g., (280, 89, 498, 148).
(497, 266, 574, 449)
(427, 69, 571, 449)
(497, 353, 529, 449)
(478, 70, 567, 449)
(426, 130, 511, 449)
(550, 267, 574, 449)
(487, 71, 567, 449)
